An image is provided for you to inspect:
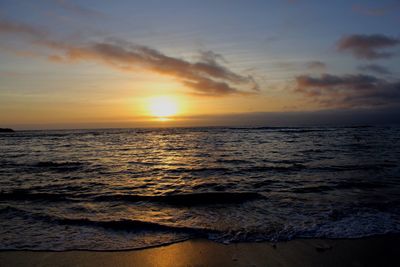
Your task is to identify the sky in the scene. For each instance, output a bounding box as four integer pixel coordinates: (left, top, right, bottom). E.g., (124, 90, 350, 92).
(0, 0, 399, 129)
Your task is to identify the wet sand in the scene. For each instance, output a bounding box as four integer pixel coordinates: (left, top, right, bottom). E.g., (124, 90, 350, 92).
(0, 235, 399, 267)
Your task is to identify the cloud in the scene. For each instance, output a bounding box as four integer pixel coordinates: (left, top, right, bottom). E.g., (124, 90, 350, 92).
(352, 4, 389, 16)
(0, 18, 258, 97)
(198, 50, 227, 65)
(337, 34, 400, 59)
(296, 74, 380, 90)
(352, 3, 400, 16)
(54, 0, 105, 18)
(306, 61, 326, 71)
(357, 64, 392, 75)
(295, 73, 400, 107)
(0, 19, 46, 38)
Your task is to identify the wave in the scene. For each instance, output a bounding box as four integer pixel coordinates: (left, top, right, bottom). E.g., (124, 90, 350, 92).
(1, 204, 399, 250)
(0, 190, 264, 205)
(239, 164, 307, 173)
(227, 126, 333, 132)
(0, 161, 88, 173)
(300, 211, 400, 239)
(163, 147, 188, 151)
(164, 164, 308, 175)
(0, 205, 217, 235)
(252, 179, 276, 187)
(343, 125, 374, 129)
(215, 159, 252, 164)
(291, 181, 387, 193)
(0, 190, 73, 202)
(128, 161, 158, 166)
(33, 161, 85, 171)
(192, 182, 233, 191)
(57, 212, 400, 243)
(55, 218, 218, 235)
(166, 167, 230, 174)
(311, 163, 397, 172)
(94, 192, 265, 205)
(0, 205, 27, 214)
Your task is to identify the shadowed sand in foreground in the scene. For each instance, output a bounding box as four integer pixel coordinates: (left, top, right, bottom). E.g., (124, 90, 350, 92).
(1, 235, 399, 267)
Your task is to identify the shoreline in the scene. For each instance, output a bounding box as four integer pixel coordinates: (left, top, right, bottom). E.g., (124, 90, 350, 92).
(1, 234, 399, 267)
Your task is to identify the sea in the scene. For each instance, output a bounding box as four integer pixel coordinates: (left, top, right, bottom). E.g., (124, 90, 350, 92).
(1, 126, 399, 250)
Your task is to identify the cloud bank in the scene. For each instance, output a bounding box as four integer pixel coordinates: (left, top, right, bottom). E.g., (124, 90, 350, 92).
(54, 0, 105, 18)
(0, 18, 258, 97)
(295, 73, 400, 107)
(0, 19, 46, 38)
(306, 61, 326, 71)
(352, 3, 400, 17)
(357, 64, 392, 75)
(337, 34, 400, 59)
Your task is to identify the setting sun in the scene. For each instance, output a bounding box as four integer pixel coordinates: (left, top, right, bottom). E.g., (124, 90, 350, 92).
(148, 96, 179, 119)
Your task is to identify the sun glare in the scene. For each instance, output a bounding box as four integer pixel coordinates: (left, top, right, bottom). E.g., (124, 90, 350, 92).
(148, 96, 178, 119)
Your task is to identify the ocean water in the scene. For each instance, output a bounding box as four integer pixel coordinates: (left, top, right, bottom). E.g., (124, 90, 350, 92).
(1, 126, 400, 250)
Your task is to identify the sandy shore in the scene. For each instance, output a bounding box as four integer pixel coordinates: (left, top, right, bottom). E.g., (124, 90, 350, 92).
(0, 235, 399, 267)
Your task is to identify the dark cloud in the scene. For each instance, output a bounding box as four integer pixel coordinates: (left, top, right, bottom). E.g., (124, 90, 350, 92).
(295, 73, 400, 107)
(54, 0, 105, 18)
(0, 18, 258, 97)
(352, 4, 389, 16)
(306, 61, 326, 71)
(337, 34, 400, 59)
(352, 3, 400, 16)
(296, 74, 380, 89)
(357, 64, 392, 75)
(198, 50, 227, 65)
(0, 19, 46, 38)
(183, 78, 242, 96)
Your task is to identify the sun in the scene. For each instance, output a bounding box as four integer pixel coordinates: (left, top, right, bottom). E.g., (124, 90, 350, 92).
(148, 96, 178, 119)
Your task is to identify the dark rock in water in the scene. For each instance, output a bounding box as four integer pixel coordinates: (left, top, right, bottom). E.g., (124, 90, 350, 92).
(0, 128, 14, 132)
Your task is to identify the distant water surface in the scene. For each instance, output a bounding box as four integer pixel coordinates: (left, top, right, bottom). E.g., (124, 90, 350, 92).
(1, 126, 399, 250)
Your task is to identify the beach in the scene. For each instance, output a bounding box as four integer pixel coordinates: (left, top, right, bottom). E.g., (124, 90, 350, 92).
(1, 235, 399, 267)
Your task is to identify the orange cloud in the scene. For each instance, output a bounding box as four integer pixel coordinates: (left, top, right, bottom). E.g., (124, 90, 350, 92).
(0, 18, 258, 97)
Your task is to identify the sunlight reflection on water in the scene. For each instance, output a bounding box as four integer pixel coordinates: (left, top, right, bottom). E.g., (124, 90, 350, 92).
(0, 126, 399, 250)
